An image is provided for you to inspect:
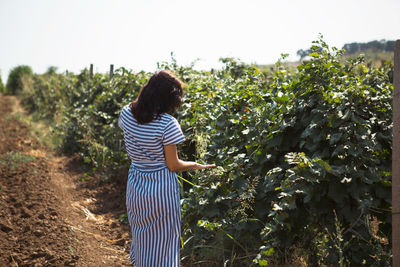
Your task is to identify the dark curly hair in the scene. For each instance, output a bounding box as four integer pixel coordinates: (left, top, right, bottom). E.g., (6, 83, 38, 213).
(130, 70, 184, 124)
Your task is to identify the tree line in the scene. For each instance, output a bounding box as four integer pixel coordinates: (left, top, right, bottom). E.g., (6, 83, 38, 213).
(297, 39, 395, 60)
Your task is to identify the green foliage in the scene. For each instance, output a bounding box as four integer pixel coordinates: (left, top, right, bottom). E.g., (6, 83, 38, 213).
(0, 72, 5, 93)
(118, 213, 129, 224)
(254, 39, 392, 266)
(6, 65, 33, 94)
(18, 38, 393, 266)
(20, 67, 148, 174)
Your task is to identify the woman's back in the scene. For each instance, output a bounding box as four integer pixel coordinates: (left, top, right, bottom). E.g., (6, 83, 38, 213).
(118, 104, 184, 169)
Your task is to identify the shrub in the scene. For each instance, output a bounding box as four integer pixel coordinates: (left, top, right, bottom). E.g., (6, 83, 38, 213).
(0, 72, 5, 93)
(6, 65, 33, 94)
(17, 39, 393, 266)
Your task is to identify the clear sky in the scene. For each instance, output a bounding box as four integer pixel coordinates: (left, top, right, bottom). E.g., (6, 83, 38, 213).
(0, 0, 399, 83)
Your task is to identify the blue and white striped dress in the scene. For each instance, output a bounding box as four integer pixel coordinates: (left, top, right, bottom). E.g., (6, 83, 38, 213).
(118, 104, 185, 267)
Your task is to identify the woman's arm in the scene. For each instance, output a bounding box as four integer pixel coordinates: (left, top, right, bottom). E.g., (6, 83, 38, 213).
(164, 144, 216, 172)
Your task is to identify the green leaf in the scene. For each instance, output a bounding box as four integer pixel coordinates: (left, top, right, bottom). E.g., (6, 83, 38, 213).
(329, 133, 342, 145)
(275, 94, 289, 103)
(263, 247, 275, 257)
(309, 52, 320, 58)
(315, 158, 331, 171)
(259, 259, 268, 266)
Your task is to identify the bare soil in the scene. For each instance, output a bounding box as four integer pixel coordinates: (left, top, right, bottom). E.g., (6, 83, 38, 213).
(0, 95, 132, 266)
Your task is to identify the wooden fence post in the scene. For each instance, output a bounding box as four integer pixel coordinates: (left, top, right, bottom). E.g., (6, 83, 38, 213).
(89, 64, 93, 80)
(393, 39, 400, 267)
(109, 64, 114, 80)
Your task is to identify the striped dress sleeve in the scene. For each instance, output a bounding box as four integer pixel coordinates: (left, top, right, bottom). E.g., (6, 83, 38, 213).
(162, 117, 185, 145)
(118, 106, 127, 130)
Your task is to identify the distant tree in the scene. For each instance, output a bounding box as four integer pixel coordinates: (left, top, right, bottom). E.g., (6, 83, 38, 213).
(343, 42, 360, 54)
(6, 65, 33, 95)
(342, 39, 395, 54)
(45, 66, 58, 75)
(297, 47, 322, 61)
(368, 40, 383, 51)
(296, 49, 311, 61)
(0, 71, 5, 93)
(385, 41, 395, 51)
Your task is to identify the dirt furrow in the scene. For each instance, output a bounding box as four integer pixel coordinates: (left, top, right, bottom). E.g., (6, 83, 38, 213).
(0, 95, 131, 266)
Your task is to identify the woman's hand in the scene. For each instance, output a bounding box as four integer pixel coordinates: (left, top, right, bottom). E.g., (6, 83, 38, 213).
(193, 163, 216, 170)
(164, 144, 216, 172)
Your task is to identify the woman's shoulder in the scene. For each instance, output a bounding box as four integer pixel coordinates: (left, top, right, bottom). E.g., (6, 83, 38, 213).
(159, 113, 178, 124)
(120, 104, 138, 125)
(122, 104, 131, 113)
(158, 114, 183, 133)
(121, 104, 135, 118)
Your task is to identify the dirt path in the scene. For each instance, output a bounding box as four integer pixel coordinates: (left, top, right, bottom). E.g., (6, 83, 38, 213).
(0, 95, 132, 266)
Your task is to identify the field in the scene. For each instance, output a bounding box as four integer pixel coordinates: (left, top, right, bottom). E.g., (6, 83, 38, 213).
(0, 95, 132, 266)
(0, 38, 394, 266)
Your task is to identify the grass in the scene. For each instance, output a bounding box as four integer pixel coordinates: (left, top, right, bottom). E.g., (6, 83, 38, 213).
(13, 112, 60, 150)
(0, 151, 36, 170)
(6, 96, 61, 150)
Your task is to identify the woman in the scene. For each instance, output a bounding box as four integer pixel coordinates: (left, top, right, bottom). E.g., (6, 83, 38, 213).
(118, 70, 215, 267)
